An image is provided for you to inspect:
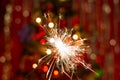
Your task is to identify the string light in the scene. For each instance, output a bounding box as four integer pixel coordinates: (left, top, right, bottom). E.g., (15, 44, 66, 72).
(109, 39, 116, 46)
(53, 70, 59, 76)
(48, 22, 54, 28)
(46, 49, 52, 55)
(23, 10, 29, 18)
(32, 63, 38, 69)
(0, 56, 6, 63)
(36, 17, 41, 23)
(103, 4, 111, 14)
(72, 34, 78, 40)
(42, 65, 48, 72)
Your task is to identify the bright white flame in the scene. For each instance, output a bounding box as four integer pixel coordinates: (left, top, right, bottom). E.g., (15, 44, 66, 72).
(32, 63, 38, 69)
(49, 38, 55, 43)
(38, 25, 95, 79)
(55, 39, 69, 59)
(46, 49, 52, 55)
(72, 34, 78, 40)
(36, 17, 41, 23)
(45, 28, 94, 74)
(48, 22, 54, 28)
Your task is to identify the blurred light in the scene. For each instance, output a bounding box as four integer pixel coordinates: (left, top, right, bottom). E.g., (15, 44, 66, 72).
(48, 22, 54, 28)
(72, 34, 78, 40)
(49, 38, 55, 43)
(2, 74, 8, 80)
(32, 63, 38, 69)
(96, 69, 103, 78)
(109, 39, 116, 46)
(113, 0, 119, 4)
(53, 70, 59, 76)
(15, 5, 21, 12)
(103, 4, 111, 14)
(115, 45, 120, 53)
(6, 53, 11, 61)
(4, 26, 10, 35)
(4, 14, 11, 23)
(15, 18, 21, 24)
(23, 10, 29, 18)
(59, 14, 62, 20)
(74, 25, 79, 30)
(36, 17, 41, 23)
(0, 56, 6, 63)
(86, 48, 92, 54)
(42, 65, 48, 72)
(46, 49, 52, 55)
(40, 39, 46, 44)
(90, 53, 96, 60)
(6, 4, 12, 13)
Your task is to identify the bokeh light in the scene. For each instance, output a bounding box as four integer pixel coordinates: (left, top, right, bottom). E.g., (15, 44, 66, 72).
(32, 63, 38, 69)
(46, 49, 52, 55)
(53, 70, 59, 76)
(48, 22, 54, 28)
(36, 17, 41, 23)
(42, 65, 48, 72)
(49, 38, 55, 43)
(72, 34, 78, 40)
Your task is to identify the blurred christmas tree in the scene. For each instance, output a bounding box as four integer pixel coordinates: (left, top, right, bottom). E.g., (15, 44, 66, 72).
(17, 0, 103, 80)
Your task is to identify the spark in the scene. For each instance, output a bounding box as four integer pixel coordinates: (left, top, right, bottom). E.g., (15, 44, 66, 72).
(37, 14, 96, 80)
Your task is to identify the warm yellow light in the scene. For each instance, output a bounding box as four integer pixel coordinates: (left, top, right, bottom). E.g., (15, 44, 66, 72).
(48, 22, 54, 28)
(90, 53, 96, 60)
(36, 17, 41, 23)
(32, 63, 38, 69)
(53, 70, 59, 76)
(46, 49, 52, 55)
(72, 34, 78, 40)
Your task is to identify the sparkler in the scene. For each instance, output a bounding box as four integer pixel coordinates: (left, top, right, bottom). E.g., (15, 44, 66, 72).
(36, 13, 97, 80)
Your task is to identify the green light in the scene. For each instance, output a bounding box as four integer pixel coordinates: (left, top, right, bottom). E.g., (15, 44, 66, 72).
(96, 69, 103, 78)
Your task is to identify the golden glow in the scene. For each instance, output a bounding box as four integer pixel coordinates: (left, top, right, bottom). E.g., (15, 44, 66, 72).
(72, 34, 78, 40)
(36, 17, 41, 23)
(46, 49, 52, 55)
(53, 70, 59, 76)
(48, 22, 54, 28)
(32, 63, 38, 69)
(23, 10, 29, 17)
